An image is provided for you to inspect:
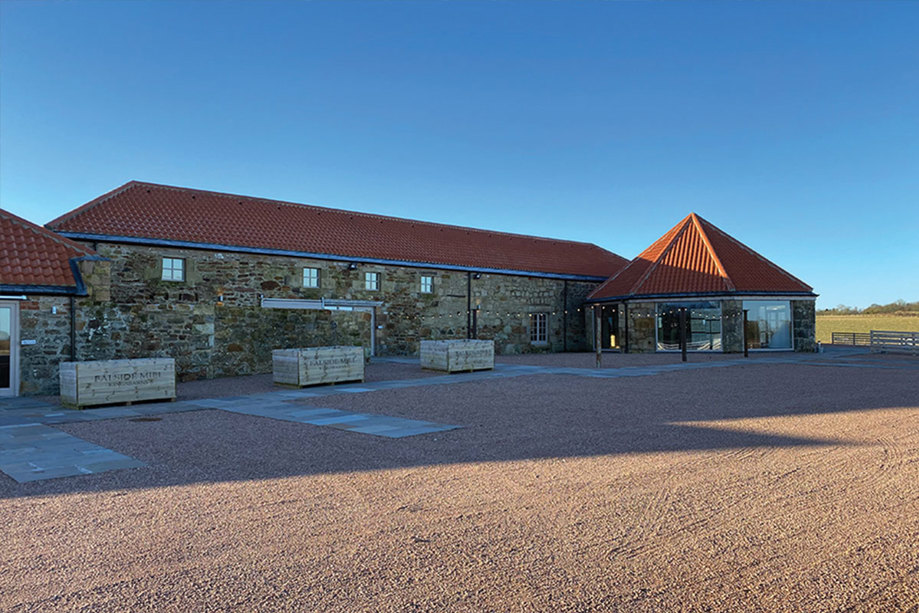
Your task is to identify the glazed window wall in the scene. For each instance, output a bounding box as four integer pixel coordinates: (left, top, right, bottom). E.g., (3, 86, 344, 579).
(743, 300, 792, 349)
(656, 302, 722, 351)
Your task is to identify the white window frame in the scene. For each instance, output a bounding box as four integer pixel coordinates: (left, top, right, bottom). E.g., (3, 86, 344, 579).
(530, 312, 548, 345)
(0, 300, 20, 397)
(364, 271, 380, 291)
(161, 257, 185, 282)
(303, 267, 320, 289)
(420, 275, 433, 294)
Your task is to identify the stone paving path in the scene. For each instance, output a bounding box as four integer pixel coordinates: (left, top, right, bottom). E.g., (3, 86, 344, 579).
(206, 399, 461, 438)
(0, 422, 145, 483)
(1, 346, 908, 483)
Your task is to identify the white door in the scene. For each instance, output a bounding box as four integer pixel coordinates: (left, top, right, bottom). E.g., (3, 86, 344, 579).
(0, 301, 19, 397)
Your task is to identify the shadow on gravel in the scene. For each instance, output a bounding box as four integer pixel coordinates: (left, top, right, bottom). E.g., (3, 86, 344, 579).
(2, 358, 914, 500)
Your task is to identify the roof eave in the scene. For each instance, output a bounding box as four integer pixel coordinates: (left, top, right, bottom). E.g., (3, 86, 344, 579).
(57, 232, 613, 282)
(586, 290, 818, 303)
(0, 284, 83, 296)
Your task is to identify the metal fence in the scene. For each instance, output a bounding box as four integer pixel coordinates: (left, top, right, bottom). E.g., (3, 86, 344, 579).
(831, 332, 871, 346)
(870, 330, 919, 354)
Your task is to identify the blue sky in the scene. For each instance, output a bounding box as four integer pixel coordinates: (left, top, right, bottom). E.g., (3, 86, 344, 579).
(1, 1, 916, 309)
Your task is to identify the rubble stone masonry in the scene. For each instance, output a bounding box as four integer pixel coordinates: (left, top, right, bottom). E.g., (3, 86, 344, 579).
(17, 243, 600, 394)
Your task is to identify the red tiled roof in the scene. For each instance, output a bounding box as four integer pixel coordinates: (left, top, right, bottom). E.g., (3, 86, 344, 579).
(47, 181, 628, 279)
(1, 208, 97, 290)
(588, 213, 813, 300)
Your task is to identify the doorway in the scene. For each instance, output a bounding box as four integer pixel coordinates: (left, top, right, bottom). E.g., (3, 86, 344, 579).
(0, 301, 19, 397)
(600, 304, 619, 350)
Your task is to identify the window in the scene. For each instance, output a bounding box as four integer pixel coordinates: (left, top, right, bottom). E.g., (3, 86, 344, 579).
(303, 267, 320, 288)
(656, 301, 722, 351)
(364, 271, 380, 291)
(743, 300, 792, 349)
(161, 257, 185, 282)
(420, 275, 433, 293)
(530, 312, 548, 344)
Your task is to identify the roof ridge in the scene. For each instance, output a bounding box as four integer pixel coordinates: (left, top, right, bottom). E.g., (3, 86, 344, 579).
(691, 213, 735, 291)
(45, 181, 140, 229)
(699, 217, 813, 291)
(629, 214, 693, 295)
(1, 208, 97, 257)
(116, 181, 610, 250)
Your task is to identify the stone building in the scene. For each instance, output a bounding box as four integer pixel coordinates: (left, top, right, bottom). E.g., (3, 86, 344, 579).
(2, 184, 819, 396)
(0, 209, 110, 396)
(3, 181, 627, 394)
(586, 213, 817, 353)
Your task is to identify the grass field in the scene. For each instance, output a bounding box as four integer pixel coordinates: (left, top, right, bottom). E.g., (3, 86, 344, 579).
(817, 314, 919, 343)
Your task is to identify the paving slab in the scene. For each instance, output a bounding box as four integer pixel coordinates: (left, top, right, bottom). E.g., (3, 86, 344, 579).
(0, 423, 145, 483)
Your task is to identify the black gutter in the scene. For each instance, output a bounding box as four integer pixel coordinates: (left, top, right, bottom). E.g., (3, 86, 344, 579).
(0, 284, 81, 295)
(562, 280, 568, 352)
(56, 232, 611, 283)
(466, 272, 472, 339)
(69, 295, 77, 361)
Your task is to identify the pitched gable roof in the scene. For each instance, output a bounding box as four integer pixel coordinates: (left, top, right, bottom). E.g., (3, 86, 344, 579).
(47, 181, 628, 280)
(588, 213, 813, 301)
(1, 208, 97, 292)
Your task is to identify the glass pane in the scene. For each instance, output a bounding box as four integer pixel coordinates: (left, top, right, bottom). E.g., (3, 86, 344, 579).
(743, 300, 792, 349)
(656, 302, 722, 351)
(600, 305, 618, 349)
(0, 307, 10, 390)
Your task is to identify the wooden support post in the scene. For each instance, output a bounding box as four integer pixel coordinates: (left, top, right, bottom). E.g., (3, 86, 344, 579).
(679, 307, 687, 362)
(594, 306, 602, 369)
(743, 309, 749, 358)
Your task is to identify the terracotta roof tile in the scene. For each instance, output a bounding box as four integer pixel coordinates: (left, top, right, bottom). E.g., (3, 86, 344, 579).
(48, 181, 628, 279)
(1, 209, 97, 289)
(589, 213, 813, 300)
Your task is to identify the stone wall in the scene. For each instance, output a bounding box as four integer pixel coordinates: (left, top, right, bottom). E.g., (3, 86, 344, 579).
(212, 307, 370, 378)
(15, 242, 603, 394)
(17, 296, 73, 395)
(792, 300, 817, 352)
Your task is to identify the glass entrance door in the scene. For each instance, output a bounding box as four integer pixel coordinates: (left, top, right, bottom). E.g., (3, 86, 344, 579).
(0, 302, 18, 397)
(600, 305, 619, 349)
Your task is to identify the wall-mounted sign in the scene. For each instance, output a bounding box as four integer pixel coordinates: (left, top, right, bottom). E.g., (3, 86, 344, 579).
(20, 339, 37, 346)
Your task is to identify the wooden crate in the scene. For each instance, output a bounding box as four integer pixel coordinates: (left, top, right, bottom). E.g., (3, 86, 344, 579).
(273, 346, 365, 387)
(60, 358, 176, 409)
(420, 339, 495, 373)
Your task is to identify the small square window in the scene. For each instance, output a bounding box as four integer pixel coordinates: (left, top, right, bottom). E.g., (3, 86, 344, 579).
(530, 312, 548, 344)
(420, 275, 433, 293)
(365, 271, 380, 291)
(303, 267, 320, 288)
(161, 257, 185, 282)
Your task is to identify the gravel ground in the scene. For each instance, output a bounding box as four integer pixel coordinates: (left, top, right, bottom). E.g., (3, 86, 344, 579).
(3, 360, 918, 611)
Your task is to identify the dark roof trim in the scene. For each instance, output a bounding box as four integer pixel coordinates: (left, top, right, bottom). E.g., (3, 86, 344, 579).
(57, 232, 611, 282)
(1, 255, 109, 296)
(0, 284, 81, 295)
(586, 290, 818, 303)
